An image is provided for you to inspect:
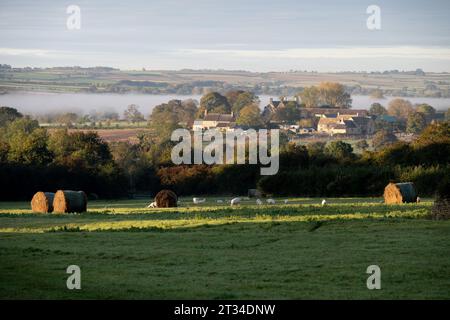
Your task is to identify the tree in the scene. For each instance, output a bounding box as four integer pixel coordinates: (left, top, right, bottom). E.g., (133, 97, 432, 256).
(317, 82, 352, 108)
(48, 130, 112, 168)
(5, 118, 52, 165)
(272, 101, 301, 123)
(372, 130, 398, 150)
(406, 112, 427, 134)
(415, 103, 436, 117)
(148, 99, 198, 143)
(355, 139, 369, 151)
(0, 106, 23, 127)
(57, 112, 79, 127)
(231, 91, 259, 116)
(224, 90, 245, 106)
(414, 122, 450, 146)
(369, 103, 387, 116)
(123, 104, 145, 123)
(236, 104, 264, 128)
(102, 111, 120, 121)
(279, 143, 309, 168)
(387, 99, 414, 120)
(325, 141, 354, 160)
(198, 92, 230, 117)
(306, 141, 326, 158)
(298, 86, 319, 108)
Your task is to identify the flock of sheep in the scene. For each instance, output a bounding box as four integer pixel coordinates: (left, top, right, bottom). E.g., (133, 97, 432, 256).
(147, 197, 328, 208)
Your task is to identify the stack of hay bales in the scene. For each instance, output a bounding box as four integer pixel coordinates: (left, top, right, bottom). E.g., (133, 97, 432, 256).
(155, 189, 177, 208)
(383, 182, 418, 204)
(31, 192, 55, 213)
(53, 190, 88, 213)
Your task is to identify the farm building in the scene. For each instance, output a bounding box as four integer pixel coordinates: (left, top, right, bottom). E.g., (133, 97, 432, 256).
(317, 115, 374, 135)
(192, 110, 235, 131)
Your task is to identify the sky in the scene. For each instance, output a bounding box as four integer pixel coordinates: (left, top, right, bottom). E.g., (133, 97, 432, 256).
(0, 0, 449, 72)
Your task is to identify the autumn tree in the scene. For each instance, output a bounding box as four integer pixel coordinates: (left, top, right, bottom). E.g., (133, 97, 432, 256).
(123, 104, 145, 123)
(387, 99, 414, 120)
(231, 91, 259, 116)
(317, 82, 352, 108)
(372, 130, 398, 150)
(236, 104, 264, 128)
(198, 92, 230, 117)
(369, 103, 387, 116)
(4, 118, 52, 165)
(298, 86, 319, 108)
(406, 112, 427, 134)
(415, 103, 436, 118)
(355, 139, 369, 151)
(325, 140, 354, 161)
(0, 106, 23, 127)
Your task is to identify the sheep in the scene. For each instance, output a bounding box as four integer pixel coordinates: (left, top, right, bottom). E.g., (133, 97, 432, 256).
(230, 197, 241, 206)
(416, 196, 421, 203)
(256, 199, 263, 205)
(147, 201, 157, 208)
(284, 199, 289, 204)
(266, 198, 276, 204)
(216, 199, 224, 203)
(321, 199, 327, 206)
(193, 197, 206, 204)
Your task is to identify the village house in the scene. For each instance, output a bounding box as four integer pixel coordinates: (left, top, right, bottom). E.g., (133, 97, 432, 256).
(192, 110, 235, 131)
(317, 115, 374, 136)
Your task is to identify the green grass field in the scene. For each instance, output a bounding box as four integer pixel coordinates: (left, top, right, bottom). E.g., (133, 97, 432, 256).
(0, 197, 449, 299)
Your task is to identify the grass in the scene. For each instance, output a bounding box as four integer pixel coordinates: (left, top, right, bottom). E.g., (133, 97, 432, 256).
(0, 197, 449, 299)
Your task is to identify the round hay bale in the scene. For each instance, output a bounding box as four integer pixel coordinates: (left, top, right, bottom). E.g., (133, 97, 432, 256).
(53, 190, 88, 213)
(31, 192, 55, 213)
(384, 182, 418, 204)
(155, 189, 177, 208)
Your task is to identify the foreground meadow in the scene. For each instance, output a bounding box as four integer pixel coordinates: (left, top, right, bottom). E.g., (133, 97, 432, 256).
(0, 198, 449, 299)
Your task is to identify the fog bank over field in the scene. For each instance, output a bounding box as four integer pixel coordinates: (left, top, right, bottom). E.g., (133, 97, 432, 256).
(0, 92, 449, 117)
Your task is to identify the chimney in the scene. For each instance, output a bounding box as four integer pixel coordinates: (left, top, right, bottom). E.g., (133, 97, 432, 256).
(204, 109, 208, 117)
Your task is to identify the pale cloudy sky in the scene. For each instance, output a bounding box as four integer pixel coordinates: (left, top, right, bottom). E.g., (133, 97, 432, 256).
(0, 0, 449, 71)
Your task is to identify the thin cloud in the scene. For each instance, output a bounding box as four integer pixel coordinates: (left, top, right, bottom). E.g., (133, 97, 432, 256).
(179, 47, 450, 60)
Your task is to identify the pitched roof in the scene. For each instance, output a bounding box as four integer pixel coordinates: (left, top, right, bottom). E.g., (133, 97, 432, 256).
(204, 113, 234, 122)
(350, 116, 371, 126)
(343, 120, 356, 128)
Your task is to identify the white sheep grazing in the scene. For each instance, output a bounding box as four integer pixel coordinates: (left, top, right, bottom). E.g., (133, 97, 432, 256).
(266, 198, 276, 204)
(321, 199, 327, 206)
(230, 197, 241, 206)
(193, 197, 206, 204)
(256, 199, 263, 205)
(284, 199, 289, 204)
(416, 196, 421, 203)
(147, 201, 157, 208)
(216, 199, 223, 203)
